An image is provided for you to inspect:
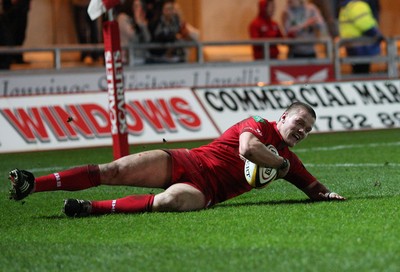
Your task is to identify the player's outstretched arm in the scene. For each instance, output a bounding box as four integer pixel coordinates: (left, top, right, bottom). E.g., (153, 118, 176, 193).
(303, 180, 346, 201)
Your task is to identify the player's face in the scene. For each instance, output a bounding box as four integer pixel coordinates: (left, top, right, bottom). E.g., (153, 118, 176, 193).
(279, 109, 315, 147)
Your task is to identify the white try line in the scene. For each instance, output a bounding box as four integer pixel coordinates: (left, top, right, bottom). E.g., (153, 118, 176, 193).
(295, 141, 400, 153)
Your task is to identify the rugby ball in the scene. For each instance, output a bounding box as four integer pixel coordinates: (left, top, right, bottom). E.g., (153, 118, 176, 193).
(244, 145, 278, 189)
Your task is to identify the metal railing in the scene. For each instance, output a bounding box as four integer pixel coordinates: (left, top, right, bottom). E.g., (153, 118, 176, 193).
(0, 37, 332, 66)
(0, 44, 105, 70)
(333, 36, 397, 80)
(1, 37, 399, 80)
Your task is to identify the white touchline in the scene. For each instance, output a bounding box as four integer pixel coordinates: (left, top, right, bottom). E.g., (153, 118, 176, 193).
(305, 163, 400, 167)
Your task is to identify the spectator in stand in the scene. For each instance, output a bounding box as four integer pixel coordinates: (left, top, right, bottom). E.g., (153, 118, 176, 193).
(281, 0, 327, 58)
(71, 0, 101, 64)
(249, 0, 283, 60)
(310, 0, 340, 38)
(173, 2, 199, 43)
(173, 2, 200, 62)
(0, 0, 31, 67)
(0, 0, 13, 69)
(13, 0, 31, 64)
(147, 0, 197, 63)
(338, 0, 383, 74)
(143, 0, 163, 23)
(364, 0, 380, 22)
(117, 0, 151, 65)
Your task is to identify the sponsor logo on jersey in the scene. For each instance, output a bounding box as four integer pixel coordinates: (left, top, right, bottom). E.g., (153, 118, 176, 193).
(252, 115, 266, 124)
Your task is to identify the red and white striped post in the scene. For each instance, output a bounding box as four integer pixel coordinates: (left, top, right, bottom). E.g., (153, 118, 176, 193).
(88, 0, 129, 159)
(104, 11, 129, 159)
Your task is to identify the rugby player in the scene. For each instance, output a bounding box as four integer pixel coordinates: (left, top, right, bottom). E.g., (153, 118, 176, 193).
(8, 102, 345, 217)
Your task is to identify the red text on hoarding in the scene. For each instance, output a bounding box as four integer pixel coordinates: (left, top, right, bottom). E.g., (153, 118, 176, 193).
(0, 98, 201, 143)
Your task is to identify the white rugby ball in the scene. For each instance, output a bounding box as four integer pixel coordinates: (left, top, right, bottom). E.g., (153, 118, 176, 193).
(244, 145, 278, 189)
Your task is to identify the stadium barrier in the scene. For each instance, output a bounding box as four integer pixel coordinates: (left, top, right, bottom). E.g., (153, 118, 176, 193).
(334, 36, 396, 80)
(1, 36, 399, 80)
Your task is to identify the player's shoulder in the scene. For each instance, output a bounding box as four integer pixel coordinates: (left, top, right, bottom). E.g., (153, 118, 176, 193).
(251, 116, 276, 133)
(240, 116, 276, 141)
(249, 115, 271, 125)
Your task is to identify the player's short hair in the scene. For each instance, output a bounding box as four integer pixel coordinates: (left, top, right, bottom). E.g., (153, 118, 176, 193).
(285, 102, 316, 119)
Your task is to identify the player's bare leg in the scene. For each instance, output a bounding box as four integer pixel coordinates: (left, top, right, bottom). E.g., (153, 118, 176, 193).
(8, 150, 172, 202)
(99, 150, 171, 188)
(152, 183, 206, 212)
(8, 149, 207, 216)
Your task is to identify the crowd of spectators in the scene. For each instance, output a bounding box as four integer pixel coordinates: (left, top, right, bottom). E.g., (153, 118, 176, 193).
(248, 0, 383, 75)
(0, 0, 199, 69)
(1, 0, 383, 74)
(74, 0, 382, 69)
(249, 0, 328, 60)
(116, 0, 199, 65)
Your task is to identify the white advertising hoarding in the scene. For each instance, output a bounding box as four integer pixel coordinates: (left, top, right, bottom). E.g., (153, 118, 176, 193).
(0, 63, 269, 96)
(0, 88, 220, 153)
(194, 80, 400, 132)
(1, 79, 399, 153)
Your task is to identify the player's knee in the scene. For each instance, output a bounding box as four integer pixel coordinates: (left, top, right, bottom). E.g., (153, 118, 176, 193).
(99, 162, 121, 184)
(154, 192, 187, 212)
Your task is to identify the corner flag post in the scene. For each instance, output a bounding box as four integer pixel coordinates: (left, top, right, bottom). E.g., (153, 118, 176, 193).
(102, 9, 129, 159)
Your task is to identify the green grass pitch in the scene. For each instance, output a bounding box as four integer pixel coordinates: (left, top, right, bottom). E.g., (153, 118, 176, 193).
(1, 129, 399, 271)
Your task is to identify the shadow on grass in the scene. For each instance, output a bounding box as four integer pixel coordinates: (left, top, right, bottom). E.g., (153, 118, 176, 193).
(33, 195, 393, 219)
(217, 194, 392, 209)
(217, 198, 315, 208)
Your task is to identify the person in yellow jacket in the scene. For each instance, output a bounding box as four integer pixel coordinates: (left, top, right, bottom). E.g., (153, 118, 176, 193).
(338, 0, 383, 74)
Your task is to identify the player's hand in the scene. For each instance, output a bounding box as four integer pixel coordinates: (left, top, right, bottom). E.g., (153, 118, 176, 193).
(319, 192, 346, 201)
(277, 158, 290, 179)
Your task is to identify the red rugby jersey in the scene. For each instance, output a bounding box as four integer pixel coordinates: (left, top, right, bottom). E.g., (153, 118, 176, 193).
(191, 116, 317, 204)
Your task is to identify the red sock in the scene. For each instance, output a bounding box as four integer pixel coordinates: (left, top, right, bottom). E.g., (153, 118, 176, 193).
(34, 165, 100, 192)
(91, 195, 154, 214)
